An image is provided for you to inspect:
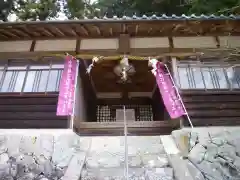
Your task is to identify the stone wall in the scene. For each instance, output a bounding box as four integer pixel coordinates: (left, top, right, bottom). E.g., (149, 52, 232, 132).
(0, 130, 174, 180)
(172, 127, 240, 180)
(0, 130, 88, 180)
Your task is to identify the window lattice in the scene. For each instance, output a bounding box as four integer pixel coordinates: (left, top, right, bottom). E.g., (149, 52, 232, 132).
(97, 104, 153, 122)
(176, 61, 240, 90)
(0, 60, 64, 93)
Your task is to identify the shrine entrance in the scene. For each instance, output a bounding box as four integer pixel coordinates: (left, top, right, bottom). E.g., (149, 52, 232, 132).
(73, 58, 180, 136)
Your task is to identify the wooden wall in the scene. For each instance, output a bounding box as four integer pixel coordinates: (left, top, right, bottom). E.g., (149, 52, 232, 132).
(181, 90, 240, 126)
(0, 93, 68, 128)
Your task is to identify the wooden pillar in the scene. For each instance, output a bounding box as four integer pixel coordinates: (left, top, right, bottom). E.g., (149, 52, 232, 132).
(171, 57, 184, 128)
(73, 39, 97, 132)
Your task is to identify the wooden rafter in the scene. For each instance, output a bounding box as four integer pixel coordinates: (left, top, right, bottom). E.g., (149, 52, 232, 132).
(79, 24, 89, 36)
(147, 27, 152, 35)
(0, 19, 239, 40)
(0, 33, 9, 39)
(39, 27, 55, 37)
(122, 24, 127, 33)
(70, 26, 80, 37)
(10, 28, 31, 38)
(19, 26, 41, 37)
(50, 26, 65, 37)
(0, 30, 20, 39)
(93, 25, 101, 36)
(135, 24, 139, 35)
(109, 27, 113, 36)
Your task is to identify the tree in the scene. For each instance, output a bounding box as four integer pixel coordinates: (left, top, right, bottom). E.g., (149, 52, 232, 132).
(187, 0, 240, 15)
(0, 0, 16, 21)
(62, 0, 86, 19)
(16, 0, 61, 21)
(89, 0, 189, 18)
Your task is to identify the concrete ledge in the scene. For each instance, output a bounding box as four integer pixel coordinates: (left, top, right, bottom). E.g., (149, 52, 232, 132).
(0, 129, 74, 135)
(161, 135, 194, 180)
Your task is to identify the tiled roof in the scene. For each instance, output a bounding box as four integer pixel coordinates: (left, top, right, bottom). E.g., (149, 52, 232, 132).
(1, 14, 240, 24)
(83, 14, 240, 21)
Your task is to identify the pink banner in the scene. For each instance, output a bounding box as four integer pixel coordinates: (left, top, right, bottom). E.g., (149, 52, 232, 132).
(154, 62, 185, 119)
(57, 55, 78, 116)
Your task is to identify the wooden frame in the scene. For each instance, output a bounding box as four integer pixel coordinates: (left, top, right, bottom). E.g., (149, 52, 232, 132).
(74, 121, 176, 136)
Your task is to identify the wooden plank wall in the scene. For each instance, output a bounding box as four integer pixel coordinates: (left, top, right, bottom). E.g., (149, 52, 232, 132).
(181, 90, 240, 126)
(0, 94, 68, 128)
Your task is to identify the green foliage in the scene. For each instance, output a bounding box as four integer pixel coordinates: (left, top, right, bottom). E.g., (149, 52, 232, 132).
(0, 0, 15, 21)
(188, 0, 240, 15)
(63, 0, 86, 19)
(16, 0, 61, 21)
(1, 0, 240, 22)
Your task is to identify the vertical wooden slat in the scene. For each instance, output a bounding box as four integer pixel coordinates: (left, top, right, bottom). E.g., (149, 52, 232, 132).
(30, 40, 36, 52)
(76, 39, 81, 54)
(118, 34, 130, 54)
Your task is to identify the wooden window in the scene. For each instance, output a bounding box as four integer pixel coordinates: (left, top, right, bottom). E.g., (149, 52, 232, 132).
(0, 59, 64, 93)
(176, 60, 240, 90)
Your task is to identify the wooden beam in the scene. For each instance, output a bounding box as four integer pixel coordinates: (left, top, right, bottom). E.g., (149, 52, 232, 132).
(0, 48, 208, 60)
(78, 121, 173, 129)
(118, 34, 130, 54)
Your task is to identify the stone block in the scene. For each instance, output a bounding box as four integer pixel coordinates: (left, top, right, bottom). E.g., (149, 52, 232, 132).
(197, 161, 223, 180)
(145, 168, 173, 180)
(86, 152, 122, 168)
(52, 135, 76, 167)
(187, 161, 205, 180)
(188, 144, 206, 164)
(217, 144, 236, 160)
(6, 135, 21, 158)
(171, 130, 190, 156)
(128, 155, 142, 167)
(0, 135, 7, 154)
(19, 136, 41, 155)
(62, 152, 86, 180)
(141, 154, 169, 168)
(204, 144, 218, 162)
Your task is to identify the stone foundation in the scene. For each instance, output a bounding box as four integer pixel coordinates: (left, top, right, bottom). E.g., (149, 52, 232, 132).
(172, 127, 240, 180)
(0, 130, 174, 180)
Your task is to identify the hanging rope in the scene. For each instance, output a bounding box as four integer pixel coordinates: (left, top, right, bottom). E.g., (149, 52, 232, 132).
(123, 105, 129, 180)
(27, 51, 206, 62)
